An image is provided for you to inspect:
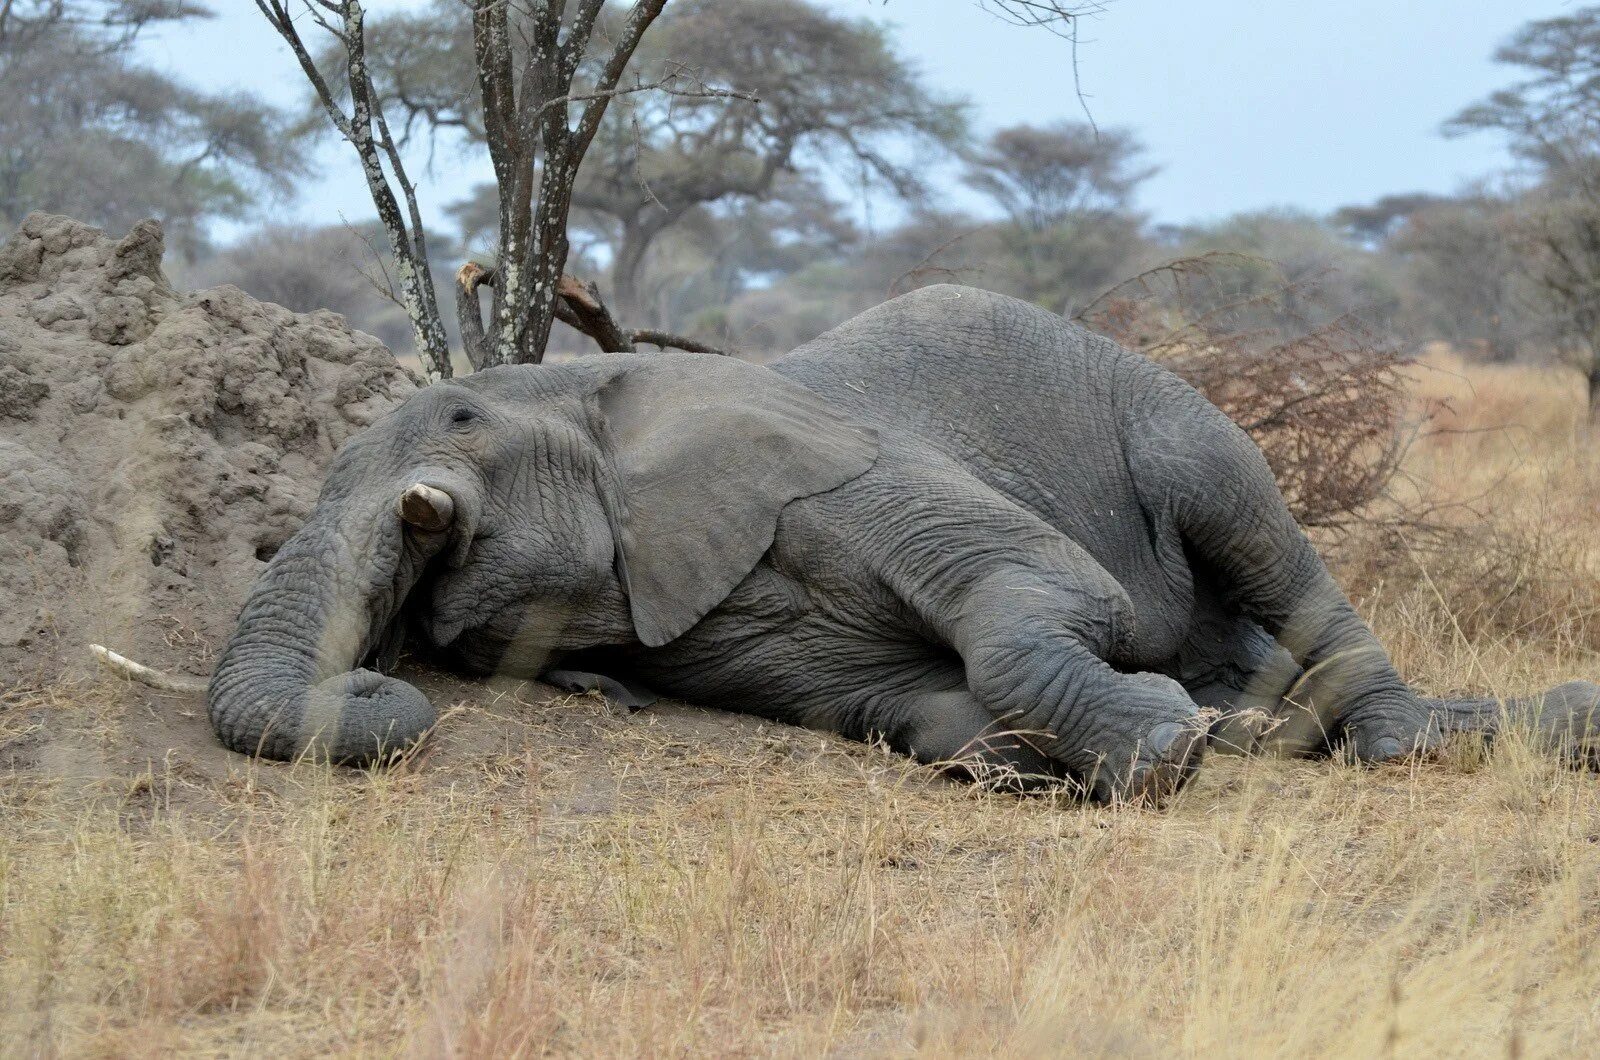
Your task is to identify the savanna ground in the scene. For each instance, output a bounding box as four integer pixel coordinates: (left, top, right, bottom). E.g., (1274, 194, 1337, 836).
(3, 350, 1600, 1057)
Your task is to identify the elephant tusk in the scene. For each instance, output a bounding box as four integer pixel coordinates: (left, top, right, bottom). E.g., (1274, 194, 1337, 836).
(398, 483, 454, 531)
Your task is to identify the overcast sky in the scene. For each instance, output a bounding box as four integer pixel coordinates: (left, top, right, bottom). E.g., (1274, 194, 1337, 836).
(144, 0, 1573, 239)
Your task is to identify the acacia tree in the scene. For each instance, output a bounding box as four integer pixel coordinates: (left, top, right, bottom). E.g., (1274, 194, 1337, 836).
(1330, 193, 1445, 250)
(1385, 193, 1535, 362)
(0, 1, 302, 258)
(961, 121, 1152, 314)
(1447, 6, 1600, 417)
(572, 0, 962, 319)
(261, 0, 1094, 379)
(964, 122, 1148, 232)
(368, 0, 961, 328)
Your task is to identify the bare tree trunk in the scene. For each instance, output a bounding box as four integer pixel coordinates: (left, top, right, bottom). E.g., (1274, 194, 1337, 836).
(611, 222, 649, 322)
(257, 0, 452, 381)
(1587, 356, 1600, 424)
(1486, 312, 1513, 363)
(266, 0, 733, 375)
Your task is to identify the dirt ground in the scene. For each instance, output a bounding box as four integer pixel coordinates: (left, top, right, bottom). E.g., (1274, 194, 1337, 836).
(4, 312, 1600, 1053)
(4, 649, 1599, 1056)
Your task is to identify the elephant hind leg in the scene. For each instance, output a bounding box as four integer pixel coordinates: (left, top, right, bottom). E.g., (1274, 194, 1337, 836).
(871, 682, 1067, 793)
(1426, 682, 1600, 767)
(1127, 400, 1429, 763)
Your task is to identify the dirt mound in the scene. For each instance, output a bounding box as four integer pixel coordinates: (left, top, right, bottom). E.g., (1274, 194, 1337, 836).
(0, 213, 418, 689)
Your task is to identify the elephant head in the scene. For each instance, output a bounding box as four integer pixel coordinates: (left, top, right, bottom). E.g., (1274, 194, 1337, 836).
(207, 353, 878, 763)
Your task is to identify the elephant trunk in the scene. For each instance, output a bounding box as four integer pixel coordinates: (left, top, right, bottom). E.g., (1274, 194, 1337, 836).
(207, 487, 441, 764)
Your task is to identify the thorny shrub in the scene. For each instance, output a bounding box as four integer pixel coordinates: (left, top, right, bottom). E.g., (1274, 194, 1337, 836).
(1078, 256, 1600, 653)
(1077, 252, 1425, 531)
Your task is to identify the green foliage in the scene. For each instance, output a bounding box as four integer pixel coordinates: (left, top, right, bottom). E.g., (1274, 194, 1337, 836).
(1170, 210, 1406, 335)
(964, 122, 1151, 232)
(1385, 193, 1541, 361)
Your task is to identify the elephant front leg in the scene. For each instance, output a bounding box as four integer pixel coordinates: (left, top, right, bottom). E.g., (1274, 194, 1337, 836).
(925, 565, 1208, 804)
(853, 472, 1207, 803)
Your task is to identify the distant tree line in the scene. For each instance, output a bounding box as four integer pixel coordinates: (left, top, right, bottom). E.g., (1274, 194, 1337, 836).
(15, 3, 1600, 417)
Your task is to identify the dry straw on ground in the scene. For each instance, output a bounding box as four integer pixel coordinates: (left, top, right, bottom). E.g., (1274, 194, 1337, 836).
(3, 352, 1600, 1057)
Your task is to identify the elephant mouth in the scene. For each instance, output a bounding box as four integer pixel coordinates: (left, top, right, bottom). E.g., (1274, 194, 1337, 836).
(366, 482, 473, 668)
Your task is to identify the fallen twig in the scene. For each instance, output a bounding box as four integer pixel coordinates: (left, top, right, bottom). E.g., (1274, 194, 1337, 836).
(90, 644, 207, 694)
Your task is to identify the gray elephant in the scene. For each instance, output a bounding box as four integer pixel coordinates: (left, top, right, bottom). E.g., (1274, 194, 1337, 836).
(207, 285, 1600, 801)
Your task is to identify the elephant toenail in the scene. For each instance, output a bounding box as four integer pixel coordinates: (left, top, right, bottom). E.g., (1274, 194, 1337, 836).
(1146, 721, 1184, 760)
(1371, 736, 1405, 761)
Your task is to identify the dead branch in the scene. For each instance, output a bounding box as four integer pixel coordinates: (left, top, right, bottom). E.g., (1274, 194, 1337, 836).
(456, 261, 726, 357)
(979, 0, 1104, 36)
(631, 329, 726, 355)
(887, 229, 983, 299)
(340, 213, 407, 311)
(555, 274, 636, 353)
(977, 1, 1104, 126)
(531, 65, 757, 124)
(455, 261, 494, 370)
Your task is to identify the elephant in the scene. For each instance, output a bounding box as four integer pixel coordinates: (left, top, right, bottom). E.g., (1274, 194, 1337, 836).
(207, 284, 1600, 802)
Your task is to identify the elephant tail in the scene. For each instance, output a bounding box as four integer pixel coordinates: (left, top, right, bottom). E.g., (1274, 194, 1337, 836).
(1424, 680, 1600, 767)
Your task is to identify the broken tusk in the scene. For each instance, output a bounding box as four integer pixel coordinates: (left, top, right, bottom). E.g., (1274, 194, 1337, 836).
(90, 644, 207, 693)
(398, 483, 453, 531)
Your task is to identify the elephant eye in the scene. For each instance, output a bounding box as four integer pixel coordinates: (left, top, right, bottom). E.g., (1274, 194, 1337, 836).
(449, 407, 478, 427)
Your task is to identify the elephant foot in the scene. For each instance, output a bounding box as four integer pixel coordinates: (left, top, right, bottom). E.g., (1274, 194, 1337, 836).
(1342, 709, 1437, 764)
(1428, 680, 1600, 769)
(1072, 675, 1207, 805)
(1121, 720, 1207, 804)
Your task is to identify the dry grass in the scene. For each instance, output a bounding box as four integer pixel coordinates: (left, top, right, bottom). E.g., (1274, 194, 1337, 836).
(5, 354, 1600, 1057)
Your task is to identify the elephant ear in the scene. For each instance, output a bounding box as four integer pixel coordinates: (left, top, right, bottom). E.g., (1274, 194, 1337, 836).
(594, 354, 878, 648)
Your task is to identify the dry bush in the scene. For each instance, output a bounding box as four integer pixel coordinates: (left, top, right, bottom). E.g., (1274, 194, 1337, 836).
(1335, 349, 1600, 658)
(1079, 252, 1419, 530)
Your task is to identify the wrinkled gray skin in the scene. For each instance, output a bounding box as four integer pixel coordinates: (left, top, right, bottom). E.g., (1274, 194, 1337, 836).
(209, 286, 1600, 801)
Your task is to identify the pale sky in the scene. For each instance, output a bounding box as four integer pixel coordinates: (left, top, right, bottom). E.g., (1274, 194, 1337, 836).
(142, 0, 1572, 238)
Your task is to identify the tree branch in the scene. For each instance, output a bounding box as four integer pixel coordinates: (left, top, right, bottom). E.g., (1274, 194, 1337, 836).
(457, 261, 725, 356)
(554, 274, 635, 352)
(571, 1, 670, 156)
(531, 72, 756, 126)
(631, 329, 726, 355)
(255, 0, 452, 380)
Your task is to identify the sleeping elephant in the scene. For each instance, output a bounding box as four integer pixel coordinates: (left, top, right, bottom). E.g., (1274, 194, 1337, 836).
(207, 285, 1600, 802)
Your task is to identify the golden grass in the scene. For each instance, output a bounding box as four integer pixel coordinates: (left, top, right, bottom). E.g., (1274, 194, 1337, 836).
(5, 353, 1600, 1057)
